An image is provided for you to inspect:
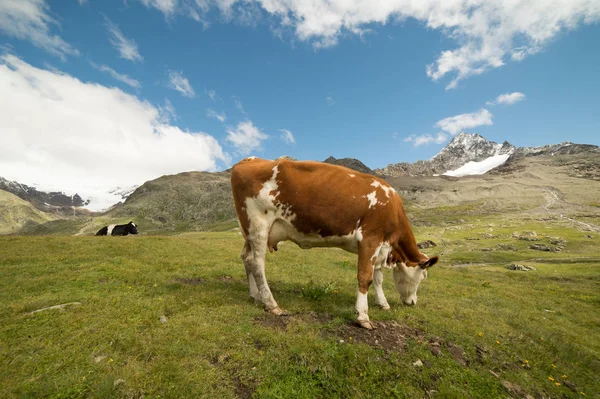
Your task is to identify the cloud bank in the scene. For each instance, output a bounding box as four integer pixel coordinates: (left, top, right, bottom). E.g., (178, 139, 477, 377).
(0, 54, 227, 210)
(138, 0, 600, 88)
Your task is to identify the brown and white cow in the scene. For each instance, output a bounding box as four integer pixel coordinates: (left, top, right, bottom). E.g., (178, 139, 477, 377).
(231, 157, 438, 329)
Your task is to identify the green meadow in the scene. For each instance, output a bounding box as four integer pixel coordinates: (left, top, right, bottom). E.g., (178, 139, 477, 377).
(1, 216, 599, 398)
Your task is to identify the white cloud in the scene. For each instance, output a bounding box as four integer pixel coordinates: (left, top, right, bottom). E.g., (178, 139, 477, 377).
(435, 109, 493, 136)
(233, 95, 248, 116)
(486, 92, 526, 106)
(404, 133, 448, 147)
(91, 62, 141, 89)
(206, 89, 219, 102)
(0, 54, 227, 210)
(77, 0, 86, 4)
(206, 109, 226, 123)
(280, 129, 295, 144)
(226, 120, 268, 154)
(158, 98, 177, 123)
(173, 0, 600, 88)
(105, 17, 143, 63)
(167, 70, 195, 97)
(326, 96, 335, 106)
(138, 0, 177, 16)
(0, 0, 78, 59)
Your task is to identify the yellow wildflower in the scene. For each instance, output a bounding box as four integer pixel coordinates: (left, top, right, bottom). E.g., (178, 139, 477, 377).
(555, 382, 561, 387)
(562, 375, 567, 379)
(551, 363, 556, 368)
(548, 377, 554, 381)
(478, 332, 483, 337)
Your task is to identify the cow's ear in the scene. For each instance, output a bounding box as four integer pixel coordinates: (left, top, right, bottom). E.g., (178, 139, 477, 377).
(419, 256, 438, 269)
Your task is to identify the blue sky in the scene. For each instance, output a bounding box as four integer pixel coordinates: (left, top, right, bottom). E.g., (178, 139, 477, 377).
(1, 0, 599, 207)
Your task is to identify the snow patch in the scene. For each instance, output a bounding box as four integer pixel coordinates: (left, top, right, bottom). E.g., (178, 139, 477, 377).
(443, 154, 510, 177)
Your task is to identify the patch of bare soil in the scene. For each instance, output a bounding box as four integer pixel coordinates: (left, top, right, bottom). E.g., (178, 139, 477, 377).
(331, 321, 423, 353)
(215, 275, 235, 283)
(254, 311, 333, 331)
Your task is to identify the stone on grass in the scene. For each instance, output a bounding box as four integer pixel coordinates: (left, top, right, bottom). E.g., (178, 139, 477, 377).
(506, 264, 536, 271)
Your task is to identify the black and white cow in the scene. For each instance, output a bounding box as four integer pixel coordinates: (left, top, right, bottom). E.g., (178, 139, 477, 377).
(95, 222, 138, 236)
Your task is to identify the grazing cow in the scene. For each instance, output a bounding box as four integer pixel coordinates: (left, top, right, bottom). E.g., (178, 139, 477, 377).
(95, 222, 138, 236)
(231, 157, 438, 329)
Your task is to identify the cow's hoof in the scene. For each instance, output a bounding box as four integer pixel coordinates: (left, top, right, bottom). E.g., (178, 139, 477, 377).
(357, 320, 376, 330)
(267, 306, 288, 316)
(377, 303, 391, 310)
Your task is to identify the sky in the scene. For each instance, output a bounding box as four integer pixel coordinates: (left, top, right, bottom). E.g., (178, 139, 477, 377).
(1, 0, 599, 209)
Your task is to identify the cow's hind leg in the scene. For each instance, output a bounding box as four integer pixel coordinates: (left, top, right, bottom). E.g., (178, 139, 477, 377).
(373, 267, 391, 310)
(241, 236, 286, 316)
(241, 242, 260, 302)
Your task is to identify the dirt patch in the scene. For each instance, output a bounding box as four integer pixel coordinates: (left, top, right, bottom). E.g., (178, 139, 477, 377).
(330, 320, 423, 353)
(173, 277, 206, 285)
(231, 373, 254, 399)
(254, 312, 333, 331)
(254, 314, 290, 331)
(215, 275, 235, 283)
(446, 342, 469, 366)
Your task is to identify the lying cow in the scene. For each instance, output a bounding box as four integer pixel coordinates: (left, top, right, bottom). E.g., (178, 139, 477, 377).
(231, 157, 438, 329)
(95, 222, 138, 236)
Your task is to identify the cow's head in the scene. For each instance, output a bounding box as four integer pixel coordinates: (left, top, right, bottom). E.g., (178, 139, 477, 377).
(389, 249, 438, 305)
(128, 222, 138, 235)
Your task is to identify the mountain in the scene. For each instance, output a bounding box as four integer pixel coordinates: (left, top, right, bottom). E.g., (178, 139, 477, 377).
(0, 177, 90, 215)
(375, 133, 515, 177)
(105, 171, 236, 233)
(323, 156, 376, 175)
(5, 135, 599, 236)
(0, 189, 57, 234)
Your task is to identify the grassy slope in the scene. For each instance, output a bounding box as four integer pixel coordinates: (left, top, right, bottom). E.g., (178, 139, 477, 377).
(0, 190, 57, 235)
(106, 171, 236, 234)
(1, 215, 598, 398)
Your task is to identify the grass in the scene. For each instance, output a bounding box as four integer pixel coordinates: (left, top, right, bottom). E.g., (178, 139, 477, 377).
(1, 217, 599, 398)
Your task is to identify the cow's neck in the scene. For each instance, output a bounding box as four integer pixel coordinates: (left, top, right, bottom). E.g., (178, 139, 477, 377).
(394, 216, 426, 266)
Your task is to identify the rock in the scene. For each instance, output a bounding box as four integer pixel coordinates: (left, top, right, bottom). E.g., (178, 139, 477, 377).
(412, 359, 424, 367)
(93, 355, 107, 364)
(548, 237, 567, 246)
(506, 264, 536, 271)
(481, 233, 498, 239)
(417, 240, 437, 249)
(430, 346, 442, 357)
(496, 243, 517, 251)
(529, 244, 560, 252)
(159, 315, 168, 324)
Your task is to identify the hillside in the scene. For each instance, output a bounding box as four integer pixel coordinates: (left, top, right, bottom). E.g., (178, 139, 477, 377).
(106, 171, 236, 233)
(0, 190, 57, 234)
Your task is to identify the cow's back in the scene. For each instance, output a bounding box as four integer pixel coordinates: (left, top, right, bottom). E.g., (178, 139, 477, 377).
(231, 157, 400, 239)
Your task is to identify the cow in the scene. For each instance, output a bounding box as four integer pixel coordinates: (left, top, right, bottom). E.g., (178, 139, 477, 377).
(231, 157, 438, 329)
(95, 222, 138, 236)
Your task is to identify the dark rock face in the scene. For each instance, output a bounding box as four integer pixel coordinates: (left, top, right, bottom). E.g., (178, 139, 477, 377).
(323, 156, 375, 175)
(375, 133, 515, 177)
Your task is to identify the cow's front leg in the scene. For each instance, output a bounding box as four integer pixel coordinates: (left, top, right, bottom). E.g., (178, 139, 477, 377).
(373, 267, 390, 310)
(355, 240, 379, 330)
(242, 238, 286, 316)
